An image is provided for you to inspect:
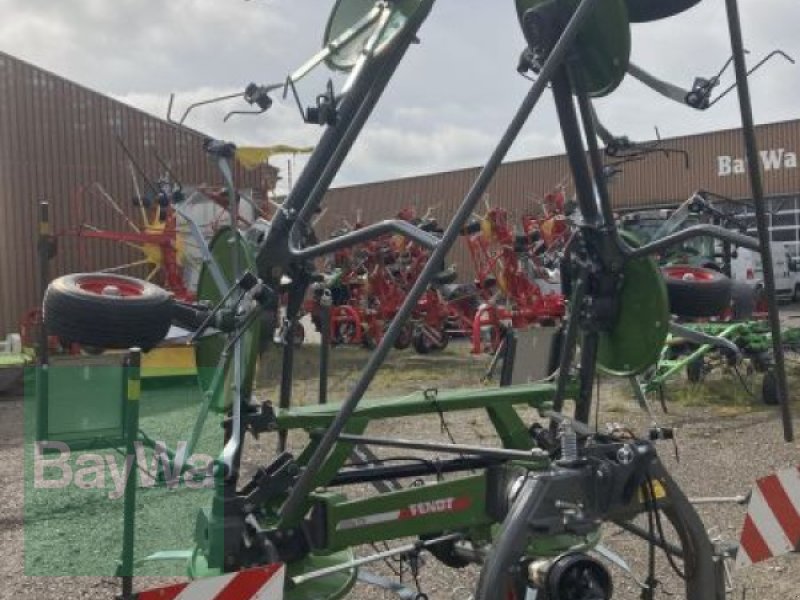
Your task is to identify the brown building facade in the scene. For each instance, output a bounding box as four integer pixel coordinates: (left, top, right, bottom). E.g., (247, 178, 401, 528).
(0, 51, 277, 336)
(322, 118, 800, 277)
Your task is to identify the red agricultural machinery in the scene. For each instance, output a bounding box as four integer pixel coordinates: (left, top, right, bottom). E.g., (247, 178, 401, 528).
(463, 204, 566, 353)
(308, 197, 570, 355)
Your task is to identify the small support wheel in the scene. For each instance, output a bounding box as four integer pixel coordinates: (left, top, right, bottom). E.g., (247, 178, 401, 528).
(686, 357, 705, 383)
(292, 322, 305, 347)
(762, 370, 780, 406)
(393, 323, 414, 350)
(413, 326, 449, 354)
(44, 273, 172, 351)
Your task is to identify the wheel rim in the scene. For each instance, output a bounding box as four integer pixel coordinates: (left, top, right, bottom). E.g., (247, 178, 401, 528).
(336, 321, 357, 344)
(76, 275, 146, 297)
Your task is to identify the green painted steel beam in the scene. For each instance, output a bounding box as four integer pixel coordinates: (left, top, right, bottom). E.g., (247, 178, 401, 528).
(276, 382, 560, 430)
(314, 476, 490, 550)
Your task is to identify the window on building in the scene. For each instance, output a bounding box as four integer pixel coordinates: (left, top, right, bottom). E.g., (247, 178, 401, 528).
(771, 228, 798, 243)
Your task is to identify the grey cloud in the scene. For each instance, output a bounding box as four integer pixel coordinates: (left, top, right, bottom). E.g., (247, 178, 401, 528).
(2, 1, 798, 189)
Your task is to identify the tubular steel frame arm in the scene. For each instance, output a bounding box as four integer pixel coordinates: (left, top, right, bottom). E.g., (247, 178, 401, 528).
(279, 0, 605, 526)
(724, 0, 793, 442)
(255, 3, 435, 282)
(626, 223, 760, 258)
(290, 219, 440, 262)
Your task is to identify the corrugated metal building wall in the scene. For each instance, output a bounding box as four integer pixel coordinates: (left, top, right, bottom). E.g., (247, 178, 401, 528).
(322, 119, 800, 276)
(0, 51, 277, 336)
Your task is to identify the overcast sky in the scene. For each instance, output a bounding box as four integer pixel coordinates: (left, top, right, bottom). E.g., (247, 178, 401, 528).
(1, 1, 798, 193)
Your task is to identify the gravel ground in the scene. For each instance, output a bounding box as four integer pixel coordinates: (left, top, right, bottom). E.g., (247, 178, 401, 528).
(2, 342, 799, 600)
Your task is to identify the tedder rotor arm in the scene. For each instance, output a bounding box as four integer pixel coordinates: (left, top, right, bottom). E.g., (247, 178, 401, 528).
(626, 223, 760, 259)
(628, 49, 794, 110)
(279, 0, 606, 527)
(290, 219, 440, 262)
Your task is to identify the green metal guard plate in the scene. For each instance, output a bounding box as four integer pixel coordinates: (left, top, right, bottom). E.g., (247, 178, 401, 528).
(597, 238, 670, 376)
(195, 227, 260, 410)
(323, 0, 426, 72)
(515, 0, 631, 97)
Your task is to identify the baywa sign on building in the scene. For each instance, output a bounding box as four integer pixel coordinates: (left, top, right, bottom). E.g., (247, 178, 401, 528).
(717, 148, 798, 177)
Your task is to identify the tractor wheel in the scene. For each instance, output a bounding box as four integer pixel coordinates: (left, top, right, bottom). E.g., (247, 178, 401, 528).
(762, 370, 780, 406)
(44, 273, 172, 351)
(422, 534, 470, 569)
(393, 323, 414, 351)
(361, 333, 377, 350)
(686, 357, 704, 383)
(412, 327, 449, 354)
(258, 311, 278, 354)
(662, 265, 732, 318)
(333, 321, 357, 346)
(292, 322, 305, 347)
(730, 281, 758, 321)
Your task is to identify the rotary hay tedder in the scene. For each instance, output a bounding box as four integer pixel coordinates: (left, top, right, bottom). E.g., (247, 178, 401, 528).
(39, 0, 797, 598)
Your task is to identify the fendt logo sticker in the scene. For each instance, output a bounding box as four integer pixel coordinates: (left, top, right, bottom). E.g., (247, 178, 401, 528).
(336, 496, 472, 531)
(401, 497, 472, 519)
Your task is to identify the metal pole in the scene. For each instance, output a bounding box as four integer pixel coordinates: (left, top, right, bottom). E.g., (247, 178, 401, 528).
(319, 291, 332, 405)
(278, 275, 309, 451)
(36, 201, 52, 442)
(279, 0, 605, 525)
(574, 74, 616, 228)
(724, 0, 793, 442)
(120, 348, 141, 599)
(551, 68, 601, 228)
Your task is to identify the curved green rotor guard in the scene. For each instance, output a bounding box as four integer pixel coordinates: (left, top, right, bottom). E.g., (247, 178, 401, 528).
(195, 226, 260, 411)
(597, 235, 670, 376)
(323, 0, 426, 72)
(515, 0, 631, 97)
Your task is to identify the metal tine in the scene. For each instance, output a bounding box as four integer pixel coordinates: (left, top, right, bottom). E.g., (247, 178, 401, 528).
(167, 90, 245, 126)
(708, 49, 796, 108)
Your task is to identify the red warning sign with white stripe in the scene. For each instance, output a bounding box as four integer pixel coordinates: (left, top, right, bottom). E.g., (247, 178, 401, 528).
(737, 466, 800, 567)
(136, 564, 285, 600)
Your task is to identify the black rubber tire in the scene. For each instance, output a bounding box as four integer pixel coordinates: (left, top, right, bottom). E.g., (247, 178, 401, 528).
(333, 321, 357, 346)
(393, 323, 414, 351)
(662, 266, 733, 318)
(44, 273, 172, 351)
(412, 328, 433, 355)
(292, 322, 305, 347)
(422, 534, 471, 569)
(686, 357, 704, 383)
(413, 327, 449, 354)
(762, 370, 779, 406)
(258, 310, 278, 354)
(730, 281, 758, 321)
(361, 332, 377, 350)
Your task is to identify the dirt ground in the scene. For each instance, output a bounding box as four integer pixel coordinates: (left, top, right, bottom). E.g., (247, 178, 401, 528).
(2, 342, 799, 600)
